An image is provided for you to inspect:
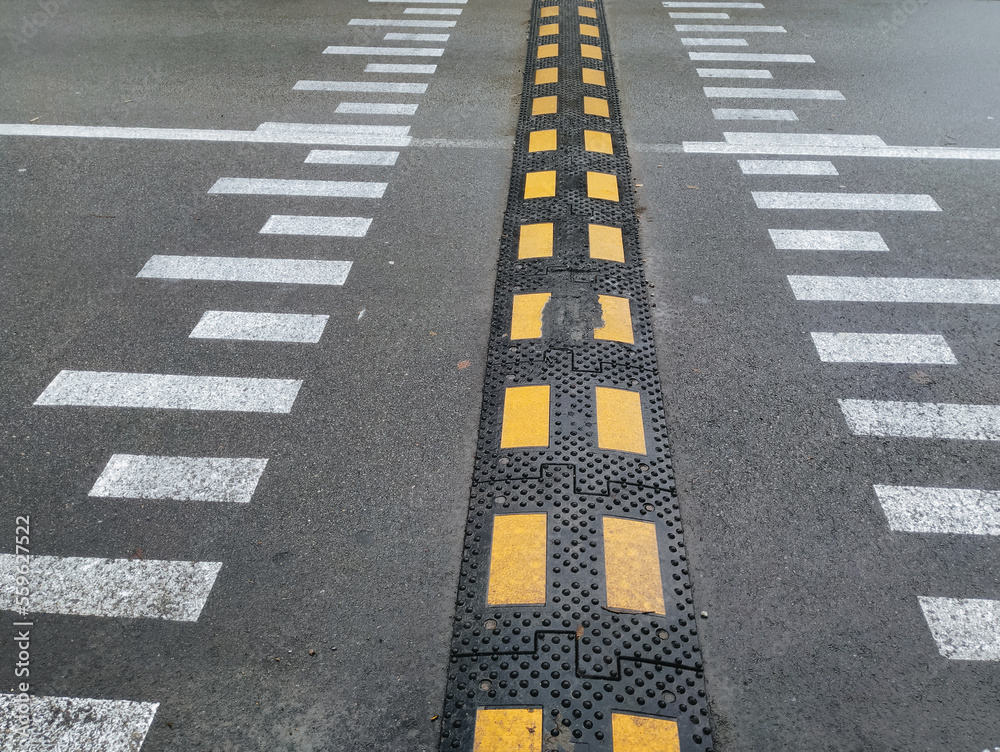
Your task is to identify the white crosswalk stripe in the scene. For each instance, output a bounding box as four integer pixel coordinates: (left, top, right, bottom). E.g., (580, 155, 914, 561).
(89, 454, 269, 503)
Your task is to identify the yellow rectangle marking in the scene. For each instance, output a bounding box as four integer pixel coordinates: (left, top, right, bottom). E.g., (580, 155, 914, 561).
(603, 517, 664, 614)
(584, 129, 613, 154)
(587, 171, 619, 202)
(582, 68, 606, 86)
(537, 43, 558, 58)
(473, 708, 543, 752)
(487, 514, 547, 605)
(528, 129, 557, 152)
(584, 96, 610, 117)
(595, 387, 646, 454)
(531, 95, 558, 116)
(581, 43, 602, 59)
(580, 23, 600, 37)
(519, 223, 554, 259)
(500, 385, 550, 448)
(540, 5, 559, 17)
(524, 171, 556, 199)
(539, 22, 559, 36)
(578, 5, 597, 17)
(535, 67, 558, 85)
(588, 224, 624, 262)
(594, 295, 634, 344)
(612, 713, 680, 752)
(511, 293, 551, 340)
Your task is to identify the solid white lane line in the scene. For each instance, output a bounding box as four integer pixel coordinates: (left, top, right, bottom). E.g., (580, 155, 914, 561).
(682, 37, 749, 45)
(838, 400, 1000, 441)
(138, 255, 352, 286)
(254, 122, 409, 137)
(305, 149, 399, 165)
(753, 192, 941, 211)
(191, 311, 330, 344)
(669, 11, 731, 17)
(349, 17, 456, 26)
(335, 102, 418, 115)
(0, 694, 159, 752)
(293, 80, 428, 93)
(698, 67, 772, 78)
(676, 24, 785, 31)
(683, 141, 1000, 160)
(259, 215, 372, 236)
(89, 454, 269, 503)
(740, 159, 836, 174)
(323, 45, 444, 56)
(403, 7, 462, 13)
(35, 371, 303, 413)
(208, 178, 386, 198)
(371, 0, 466, 3)
(770, 229, 887, 251)
(875, 485, 1000, 536)
(811, 333, 956, 364)
(0, 554, 221, 621)
(706, 86, 845, 99)
(384, 32, 450, 41)
(663, 2, 764, 6)
(366, 63, 438, 73)
(714, 108, 796, 120)
(919, 597, 1000, 661)
(689, 52, 814, 62)
(788, 276, 1000, 303)
(726, 132, 885, 146)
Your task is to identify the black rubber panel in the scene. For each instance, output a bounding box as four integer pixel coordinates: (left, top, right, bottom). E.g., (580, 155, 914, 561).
(437, 1, 716, 749)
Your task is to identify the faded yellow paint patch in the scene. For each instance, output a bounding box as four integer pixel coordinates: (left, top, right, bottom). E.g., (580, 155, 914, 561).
(519, 223, 554, 259)
(580, 23, 600, 37)
(603, 518, 664, 615)
(595, 387, 646, 454)
(611, 713, 680, 752)
(537, 43, 558, 58)
(539, 22, 559, 36)
(578, 5, 597, 17)
(540, 5, 559, 17)
(594, 295, 634, 344)
(487, 514, 547, 605)
(511, 293, 551, 340)
(500, 385, 550, 448)
(535, 67, 558, 85)
(524, 171, 556, 199)
(581, 43, 602, 59)
(532, 95, 558, 116)
(473, 708, 544, 752)
(584, 96, 610, 117)
(587, 171, 619, 201)
(582, 68, 606, 86)
(588, 224, 624, 262)
(584, 129, 613, 154)
(528, 129, 557, 152)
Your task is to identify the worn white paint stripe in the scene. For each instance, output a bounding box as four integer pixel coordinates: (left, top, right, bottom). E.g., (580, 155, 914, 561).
(35, 371, 303, 413)
(371, 0, 466, 3)
(335, 102, 418, 115)
(875, 486, 1000, 536)
(669, 11, 731, 17)
(682, 37, 749, 45)
(349, 17, 456, 26)
(714, 108, 796, 120)
(191, 311, 330, 344)
(690, 52, 814, 62)
(706, 86, 845, 100)
(208, 178, 386, 198)
(740, 159, 836, 174)
(138, 255, 352, 286)
(293, 80, 428, 93)
(676, 24, 785, 31)
(727, 132, 885, 146)
(384, 32, 450, 41)
(919, 597, 1000, 661)
(698, 67, 772, 78)
(260, 215, 372, 237)
(663, 2, 764, 6)
(683, 141, 1000, 160)
(323, 45, 444, 56)
(770, 229, 887, 251)
(255, 121, 410, 136)
(403, 7, 462, 13)
(0, 694, 159, 752)
(89, 454, 269, 503)
(811, 333, 956, 364)
(0, 554, 221, 621)
(305, 149, 398, 165)
(790, 276, 1000, 303)
(753, 192, 940, 211)
(409, 137, 509, 148)
(838, 400, 1000, 441)
(366, 62, 438, 73)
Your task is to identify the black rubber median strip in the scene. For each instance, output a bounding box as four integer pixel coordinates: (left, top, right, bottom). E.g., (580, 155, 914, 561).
(437, 1, 716, 750)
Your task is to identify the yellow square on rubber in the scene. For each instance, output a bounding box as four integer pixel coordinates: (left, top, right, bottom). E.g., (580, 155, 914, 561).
(581, 43, 602, 59)
(537, 43, 558, 58)
(578, 5, 597, 17)
(584, 96, 610, 117)
(528, 129, 557, 152)
(540, 5, 559, 17)
(535, 67, 558, 85)
(580, 23, 599, 37)
(588, 224, 624, 262)
(539, 22, 559, 36)
(525, 171, 556, 199)
(584, 130, 613, 154)
(587, 171, 619, 202)
(612, 713, 680, 752)
(582, 68, 606, 86)
(500, 385, 550, 448)
(519, 223, 554, 259)
(531, 95, 557, 116)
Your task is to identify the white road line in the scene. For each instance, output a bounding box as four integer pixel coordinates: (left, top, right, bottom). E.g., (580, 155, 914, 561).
(875, 485, 1000, 536)
(384, 32, 450, 41)
(89, 454, 269, 503)
(366, 63, 438, 73)
(138, 255, 352, 286)
(726, 132, 885, 147)
(335, 102, 419, 115)
(683, 140, 1000, 160)
(789, 276, 1000, 303)
(689, 52, 814, 62)
(714, 108, 796, 120)
(676, 24, 785, 31)
(403, 7, 462, 13)
(919, 597, 1000, 661)
(740, 159, 836, 174)
(753, 192, 941, 211)
(323, 45, 444, 56)
(255, 121, 409, 137)
(0, 554, 221, 621)
(191, 311, 330, 344)
(305, 149, 399, 165)
(293, 80, 428, 93)
(838, 400, 1000, 441)
(371, 0, 466, 3)
(349, 17, 456, 26)
(706, 86, 845, 99)
(259, 215, 372, 236)
(698, 67, 772, 78)
(0, 694, 159, 752)
(770, 229, 887, 251)
(208, 177, 386, 198)
(35, 371, 303, 413)
(663, 2, 764, 7)
(682, 37, 749, 45)
(811, 333, 956, 364)
(669, 11, 731, 17)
